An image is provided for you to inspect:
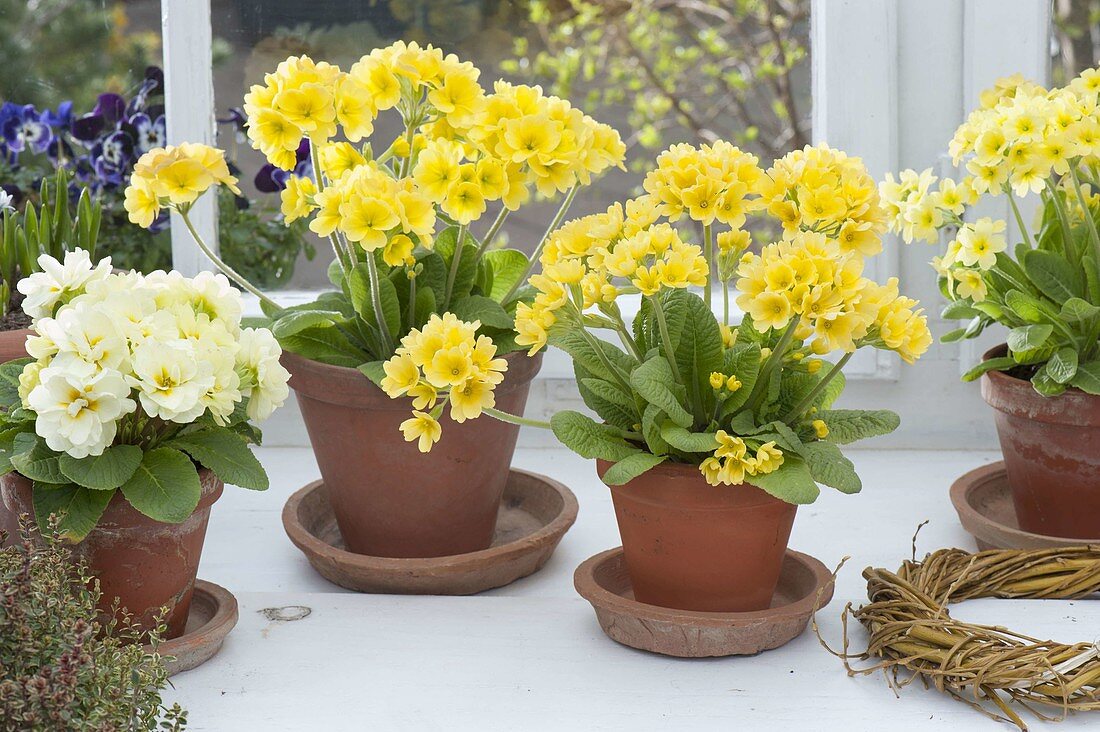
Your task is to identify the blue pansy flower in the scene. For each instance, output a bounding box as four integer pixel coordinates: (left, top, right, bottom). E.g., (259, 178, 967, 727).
(1, 105, 54, 154)
(130, 113, 166, 153)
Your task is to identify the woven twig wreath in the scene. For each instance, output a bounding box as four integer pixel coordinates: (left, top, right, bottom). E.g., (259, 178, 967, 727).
(816, 545, 1100, 730)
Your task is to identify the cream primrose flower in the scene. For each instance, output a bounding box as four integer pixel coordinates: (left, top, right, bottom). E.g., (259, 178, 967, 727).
(127, 340, 216, 423)
(235, 327, 291, 421)
(36, 306, 131, 373)
(16, 249, 113, 319)
(26, 360, 136, 458)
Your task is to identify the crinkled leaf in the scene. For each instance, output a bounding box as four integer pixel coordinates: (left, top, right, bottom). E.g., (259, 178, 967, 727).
(801, 440, 861, 494)
(660, 422, 718, 453)
(961, 356, 1016, 382)
(483, 249, 530, 301)
(748, 456, 820, 504)
(58, 445, 143, 490)
(271, 309, 347, 339)
(1072, 361, 1100, 395)
(32, 482, 114, 541)
(815, 409, 900, 445)
(168, 428, 268, 491)
(449, 295, 514, 330)
(11, 435, 65, 484)
(1006, 324, 1053, 354)
(119, 448, 202, 523)
(630, 356, 693, 429)
(601, 452, 667, 486)
(1022, 249, 1083, 304)
(278, 325, 365, 368)
(549, 410, 638, 461)
(1045, 347, 1079, 385)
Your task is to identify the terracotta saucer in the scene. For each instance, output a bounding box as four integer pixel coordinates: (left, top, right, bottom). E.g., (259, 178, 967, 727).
(282, 468, 579, 594)
(574, 547, 834, 658)
(156, 580, 238, 676)
(950, 461, 1100, 550)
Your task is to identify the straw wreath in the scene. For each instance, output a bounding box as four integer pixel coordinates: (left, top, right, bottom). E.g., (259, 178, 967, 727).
(816, 544, 1100, 730)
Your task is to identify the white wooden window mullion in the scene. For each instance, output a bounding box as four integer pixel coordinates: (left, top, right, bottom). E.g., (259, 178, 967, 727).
(161, 0, 218, 276)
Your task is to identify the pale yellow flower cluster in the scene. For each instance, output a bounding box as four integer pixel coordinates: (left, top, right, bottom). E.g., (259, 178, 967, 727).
(700, 432, 783, 487)
(735, 232, 931, 362)
(379, 313, 508, 452)
(124, 144, 240, 228)
(948, 70, 1100, 197)
(241, 43, 624, 262)
(760, 144, 888, 252)
(642, 141, 763, 227)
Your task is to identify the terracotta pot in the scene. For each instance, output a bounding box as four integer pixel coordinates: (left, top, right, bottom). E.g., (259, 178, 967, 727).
(283, 349, 542, 558)
(0, 327, 30, 548)
(599, 459, 797, 612)
(0, 327, 30, 364)
(981, 344, 1100, 540)
(1, 469, 223, 638)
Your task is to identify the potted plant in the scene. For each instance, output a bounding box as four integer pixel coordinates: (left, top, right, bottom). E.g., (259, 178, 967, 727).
(1, 523, 187, 731)
(133, 43, 625, 559)
(382, 141, 932, 612)
(0, 186, 290, 636)
(881, 69, 1100, 539)
(0, 168, 102, 363)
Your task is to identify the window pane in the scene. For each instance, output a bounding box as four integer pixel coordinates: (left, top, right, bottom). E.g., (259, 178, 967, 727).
(0, 0, 165, 273)
(211, 0, 811, 287)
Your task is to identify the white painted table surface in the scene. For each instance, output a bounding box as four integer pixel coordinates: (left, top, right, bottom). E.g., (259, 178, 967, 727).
(169, 447, 1100, 731)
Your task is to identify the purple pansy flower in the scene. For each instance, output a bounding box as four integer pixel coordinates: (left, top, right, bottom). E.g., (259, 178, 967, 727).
(1, 105, 54, 154)
(42, 101, 74, 130)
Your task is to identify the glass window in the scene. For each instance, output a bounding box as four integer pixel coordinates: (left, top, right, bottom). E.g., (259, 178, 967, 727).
(211, 0, 811, 288)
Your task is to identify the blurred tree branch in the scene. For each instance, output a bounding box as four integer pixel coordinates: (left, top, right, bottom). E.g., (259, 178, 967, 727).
(502, 0, 810, 168)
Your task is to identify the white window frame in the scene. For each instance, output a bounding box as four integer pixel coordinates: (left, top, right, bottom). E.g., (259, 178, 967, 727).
(161, 0, 1052, 446)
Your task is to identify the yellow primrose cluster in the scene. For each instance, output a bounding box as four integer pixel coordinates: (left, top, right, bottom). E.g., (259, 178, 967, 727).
(124, 144, 240, 227)
(947, 70, 1100, 197)
(734, 231, 931, 362)
(379, 313, 508, 452)
(243, 44, 623, 266)
(295, 160, 437, 264)
(760, 144, 888, 251)
(880, 67, 1100, 305)
(514, 141, 931, 365)
(642, 141, 763, 227)
(699, 432, 784, 487)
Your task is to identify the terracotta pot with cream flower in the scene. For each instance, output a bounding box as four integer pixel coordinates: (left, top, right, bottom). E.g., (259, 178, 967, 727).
(155, 43, 625, 559)
(0, 246, 289, 636)
(0, 169, 105, 547)
(880, 68, 1100, 539)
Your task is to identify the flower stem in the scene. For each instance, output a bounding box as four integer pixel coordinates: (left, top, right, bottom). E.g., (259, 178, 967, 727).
(443, 224, 467, 307)
(703, 223, 713, 304)
(484, 406, 551, 430)
(783, 352, 852, 423)
(1006, 187, 1034, 250)
(649, 294, 683, 385)
(475, 206, 510, 259)
(502, 183, 580, 303)
(309, 141, 353, 273)
(1069, 163, 1100, 264)
(365, 255, 394, 354)
(179, 209, 280, 310)
(1045, 179, 1077, 263)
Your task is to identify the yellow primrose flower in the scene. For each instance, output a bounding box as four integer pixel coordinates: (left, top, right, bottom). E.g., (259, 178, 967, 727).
(400, 411, 442, 453)
(955, 217, 1006, 270)
(424, 346, 474, 389)
(318, 142, 367, 180)
(726, 375, 742, 391)
(744, 292, 792, 331)
(339, 196, 400, 251)
(449, 377, 496, 423)
(953, 269, 987, 302)
(280, 176, 317, 224)
(812, 419, 829, 438)
(124, 178, 160, 228)
(443, 181, 487, 225)
(380, 353, 420, 397)
(714, 430, 747, 460)
(382, 234, 416, 267)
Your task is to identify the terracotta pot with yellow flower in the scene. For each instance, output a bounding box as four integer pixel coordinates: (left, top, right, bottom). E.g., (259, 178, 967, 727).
(129, 43, 625, 559)
(397, 141, 932, 613)
(882, 68, 1100, 540)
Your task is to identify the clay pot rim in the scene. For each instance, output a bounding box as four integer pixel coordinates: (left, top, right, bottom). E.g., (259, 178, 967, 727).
(574, 546, 835, 623)
(595, 457, 788, 509)
(281, 467, 579, 569)
(0, 326, 32, 337)
(950, 460, 1100, 546)
(155, 579, 239, 676)
(283, 348, 544, 408)
(980, 344, 1100, 425)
